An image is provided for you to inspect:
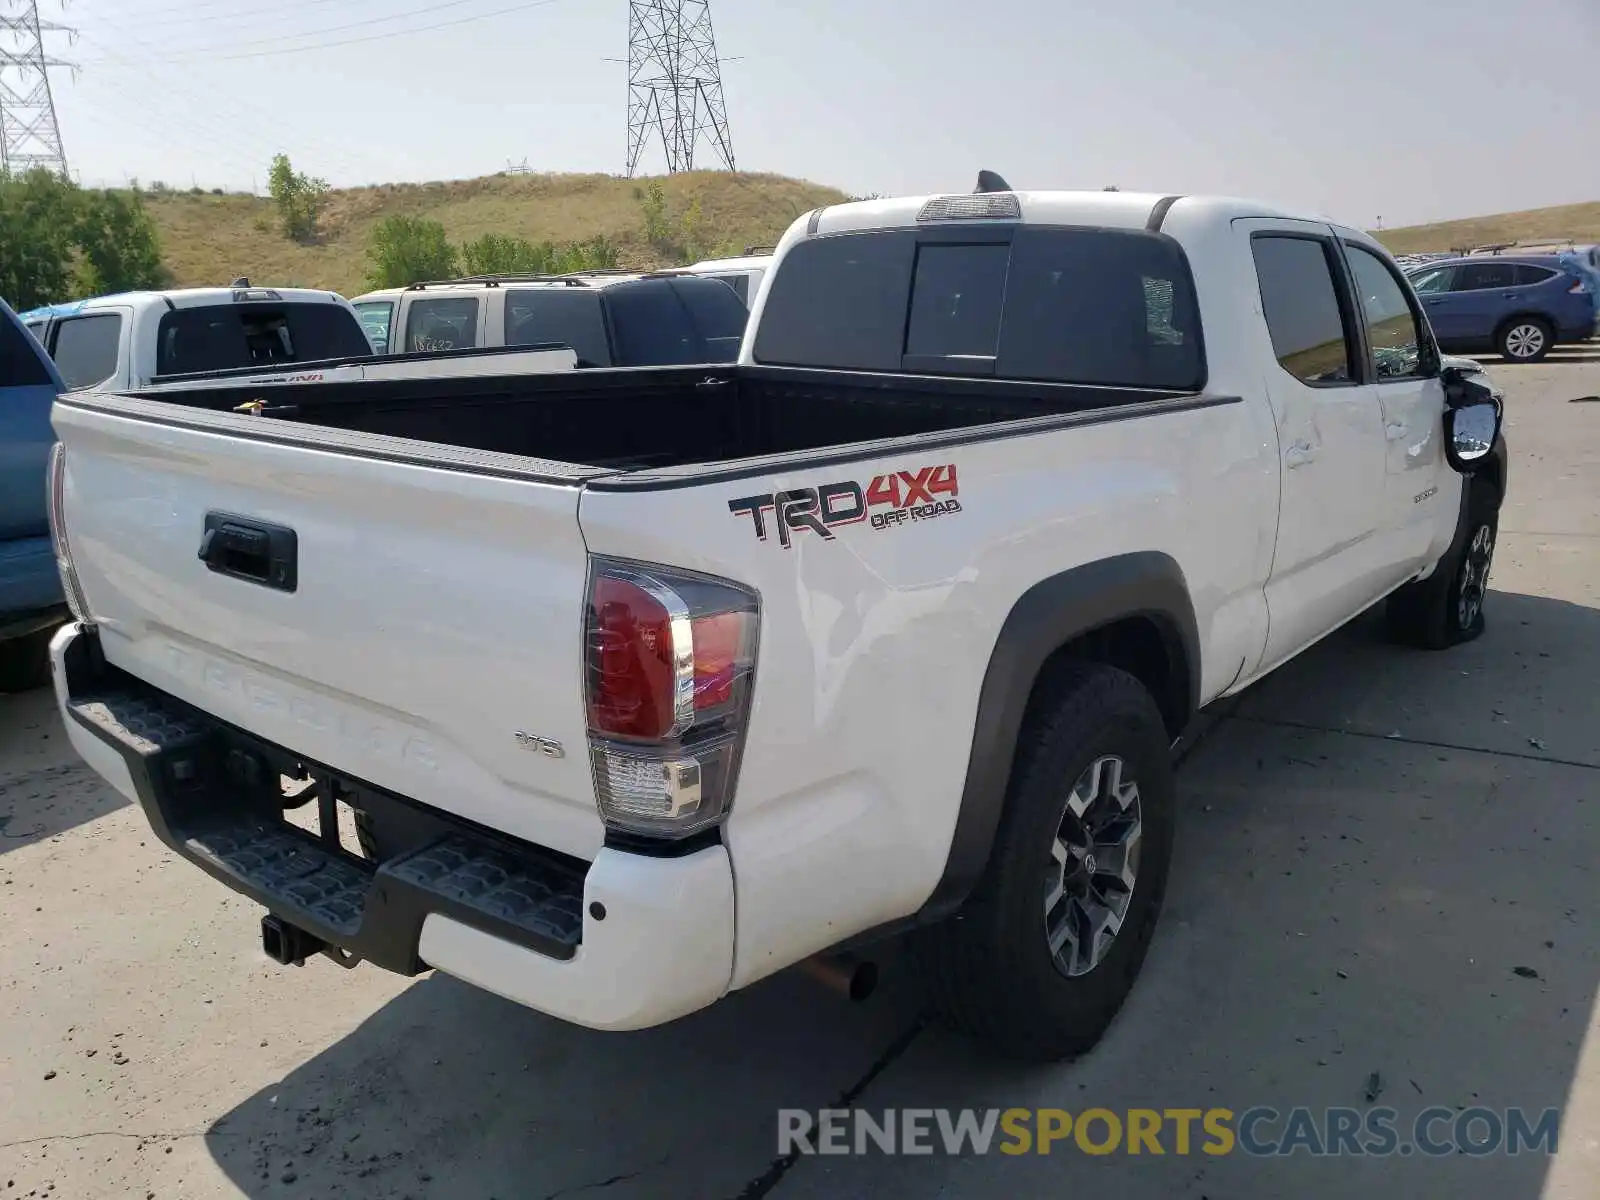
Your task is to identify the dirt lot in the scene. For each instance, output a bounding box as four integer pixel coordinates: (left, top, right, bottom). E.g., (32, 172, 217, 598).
(4, 349, 1599, 1200)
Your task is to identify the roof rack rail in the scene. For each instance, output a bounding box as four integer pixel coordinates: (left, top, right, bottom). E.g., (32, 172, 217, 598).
(404, 273, 593, 290)
(741, 245, 776, 256)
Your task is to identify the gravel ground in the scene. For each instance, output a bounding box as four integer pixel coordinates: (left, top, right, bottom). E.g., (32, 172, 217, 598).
(3, 349, 1598, 1199)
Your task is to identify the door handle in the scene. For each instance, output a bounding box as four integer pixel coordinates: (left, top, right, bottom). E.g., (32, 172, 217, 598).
(1501, 292, 1520, 300)
(1385, 421, 1409, 441)
(1284, 440, 1318, 468)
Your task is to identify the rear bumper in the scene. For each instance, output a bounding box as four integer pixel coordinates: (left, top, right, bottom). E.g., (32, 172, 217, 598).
(52, 623, 735, 1031)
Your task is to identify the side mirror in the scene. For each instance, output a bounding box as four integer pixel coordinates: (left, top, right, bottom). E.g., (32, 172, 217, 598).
(1440, 363, 1501, 473)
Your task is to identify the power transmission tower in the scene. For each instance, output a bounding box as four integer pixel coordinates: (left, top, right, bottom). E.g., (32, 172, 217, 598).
(625, 0, 735, 177)
(0, 0, 72, 177)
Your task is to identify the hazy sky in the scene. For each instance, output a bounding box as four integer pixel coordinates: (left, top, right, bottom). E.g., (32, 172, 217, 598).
(36, 0, 1600, 229)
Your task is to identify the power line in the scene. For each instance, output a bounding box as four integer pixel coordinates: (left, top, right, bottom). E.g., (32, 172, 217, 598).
(125, 0, 502, 54)
(78, 0, 567, 65)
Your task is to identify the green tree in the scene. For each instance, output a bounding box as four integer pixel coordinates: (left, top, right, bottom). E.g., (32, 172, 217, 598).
(0, 170, 167, 310)
(460, 233, 548, 275)
(0, 169, 79, 310)
(75, 189, 168, 295)
(639, 180, 673, 253)
(267, 153, 329, 242)
(366, 215, 457, 288)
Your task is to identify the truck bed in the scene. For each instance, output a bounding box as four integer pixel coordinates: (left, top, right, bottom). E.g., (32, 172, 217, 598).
(124, 364, 1198, 475)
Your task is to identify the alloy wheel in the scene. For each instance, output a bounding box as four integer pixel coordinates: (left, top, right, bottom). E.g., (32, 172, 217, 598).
(1457, 522, 1495, 630)
(1044, 754, 1142, 978)
(1504, 323, 1546, 359)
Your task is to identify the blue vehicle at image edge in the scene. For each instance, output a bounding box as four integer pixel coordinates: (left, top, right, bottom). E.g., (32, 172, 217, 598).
(0, 297, 67, 692)
(1406, 250, 1600, 362)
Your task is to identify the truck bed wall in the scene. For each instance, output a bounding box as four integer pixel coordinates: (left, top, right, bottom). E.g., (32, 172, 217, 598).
(134, 366, 1193, 471)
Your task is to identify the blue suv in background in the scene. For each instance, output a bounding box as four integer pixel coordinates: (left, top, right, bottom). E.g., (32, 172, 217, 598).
(0, 297, 66, 692)
(1407, 253, 1598, 362)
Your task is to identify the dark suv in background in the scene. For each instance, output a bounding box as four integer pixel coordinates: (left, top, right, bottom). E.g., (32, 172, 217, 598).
(1406, 254, 1598, 362)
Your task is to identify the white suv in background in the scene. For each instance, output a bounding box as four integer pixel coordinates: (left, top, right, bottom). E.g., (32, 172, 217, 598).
(350, 270, 750, 366)
(672, 252, 774, 306)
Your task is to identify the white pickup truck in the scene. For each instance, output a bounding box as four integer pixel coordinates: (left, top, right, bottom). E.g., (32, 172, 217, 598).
(47, 183, 1507, 1060)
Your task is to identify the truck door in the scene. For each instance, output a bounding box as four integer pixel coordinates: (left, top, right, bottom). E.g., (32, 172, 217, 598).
(1239, 220, 1390, 671)
(1337, 238, 1454, 578)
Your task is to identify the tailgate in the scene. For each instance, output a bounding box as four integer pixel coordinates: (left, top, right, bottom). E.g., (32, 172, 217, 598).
(51, 397, 606, 861)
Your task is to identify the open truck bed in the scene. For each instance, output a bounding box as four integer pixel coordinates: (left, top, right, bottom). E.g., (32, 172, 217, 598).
(112, 363, 1200, 479)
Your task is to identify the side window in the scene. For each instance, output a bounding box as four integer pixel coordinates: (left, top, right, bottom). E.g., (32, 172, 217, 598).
(1455, 262, 1516, 291)
(671, 277, 750, 362)
(905, 243, 1008, 363)
(354, 301, 394, 354)
(1345, 245, 1425, 380)
(1, 314, 54, 387)
(1512, 264, 1556, 286)
(1251, 235, 1354, 386)
(1408, 266, 1455, 295)
(605, 281, 700, 366)
(503, 290, 611, 366)
(404, 297, 479, 353)
(51, 313, 123, 391)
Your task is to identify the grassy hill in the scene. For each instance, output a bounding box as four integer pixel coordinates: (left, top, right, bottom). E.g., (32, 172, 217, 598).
(1374, 201, 1600, 255)
(140, 174, 1595, 296)
(141, 171, 853, 297)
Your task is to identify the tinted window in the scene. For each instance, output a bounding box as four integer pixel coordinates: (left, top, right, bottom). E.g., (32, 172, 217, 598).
(52, 313, 123, 390)
(1513, 264, 1557, 286)
(354, 301, 394, 354)
(1251, 236, 1352, 385)
(156, 303, 371, 376)
(404, 297, 479, 352)
(505, 290, 611, 366)
(1409, 266, 1455, 294)
(906, 244, 1008, 360)
(752, 231, 916, 371)
(1455, 262, 1516, 291)
(670, 277, 749, 361)
(1346, 245, 1424, 379)
(997, 228, 1202, 388)
(710, 274, 749, 304)
(604, 280, 700, 366)
(2, 311, 54, 387)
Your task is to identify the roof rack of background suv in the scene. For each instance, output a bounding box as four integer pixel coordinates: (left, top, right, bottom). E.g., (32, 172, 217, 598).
(404, 274, 594, 290)
(741, 245, 775, 256)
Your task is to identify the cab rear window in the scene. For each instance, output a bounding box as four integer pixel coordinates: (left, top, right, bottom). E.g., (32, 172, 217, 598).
(754, 227, 1205, 390)
(156, 303, 372, 377)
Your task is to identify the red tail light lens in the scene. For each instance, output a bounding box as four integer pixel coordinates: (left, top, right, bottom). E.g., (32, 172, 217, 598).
(584, 559, 759, 839)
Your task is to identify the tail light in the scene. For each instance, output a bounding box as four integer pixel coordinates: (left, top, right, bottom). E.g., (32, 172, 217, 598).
(1569, 279, 1590, 294)
(584, 558, 759, 839)
(45, 443, 93, 625)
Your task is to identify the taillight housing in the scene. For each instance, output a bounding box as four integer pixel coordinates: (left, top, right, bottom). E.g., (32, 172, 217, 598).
(1569, 279, 1591, 294)
(45, 443, 93, 625)
(584, 558, 759, 840)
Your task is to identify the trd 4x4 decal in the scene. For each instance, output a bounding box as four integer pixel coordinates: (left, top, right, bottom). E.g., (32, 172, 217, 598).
(729, 464, 962, 548)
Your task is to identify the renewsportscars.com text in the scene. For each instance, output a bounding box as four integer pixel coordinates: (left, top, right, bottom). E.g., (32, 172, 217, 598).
(777, 1106, 1560, 1158)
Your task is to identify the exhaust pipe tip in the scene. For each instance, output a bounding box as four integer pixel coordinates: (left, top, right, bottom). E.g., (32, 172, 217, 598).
(800, 954, 879, 1003)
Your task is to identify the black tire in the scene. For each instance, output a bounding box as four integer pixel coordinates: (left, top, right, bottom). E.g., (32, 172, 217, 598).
(0, 626, 55, 694)
(1385, 485, 1498, 650)
(1497, 317, 1552, 363)
(911, 662, 1175, 1061)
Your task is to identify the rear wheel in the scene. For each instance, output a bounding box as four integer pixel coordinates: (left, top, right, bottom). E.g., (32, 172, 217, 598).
(1497, 317, 1552, 363)
(911, 662, 1175, 1061)
(0, 626, 55, 694)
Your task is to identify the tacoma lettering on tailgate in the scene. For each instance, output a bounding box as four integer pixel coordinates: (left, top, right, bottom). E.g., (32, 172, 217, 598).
(728, 464, 962, 548)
